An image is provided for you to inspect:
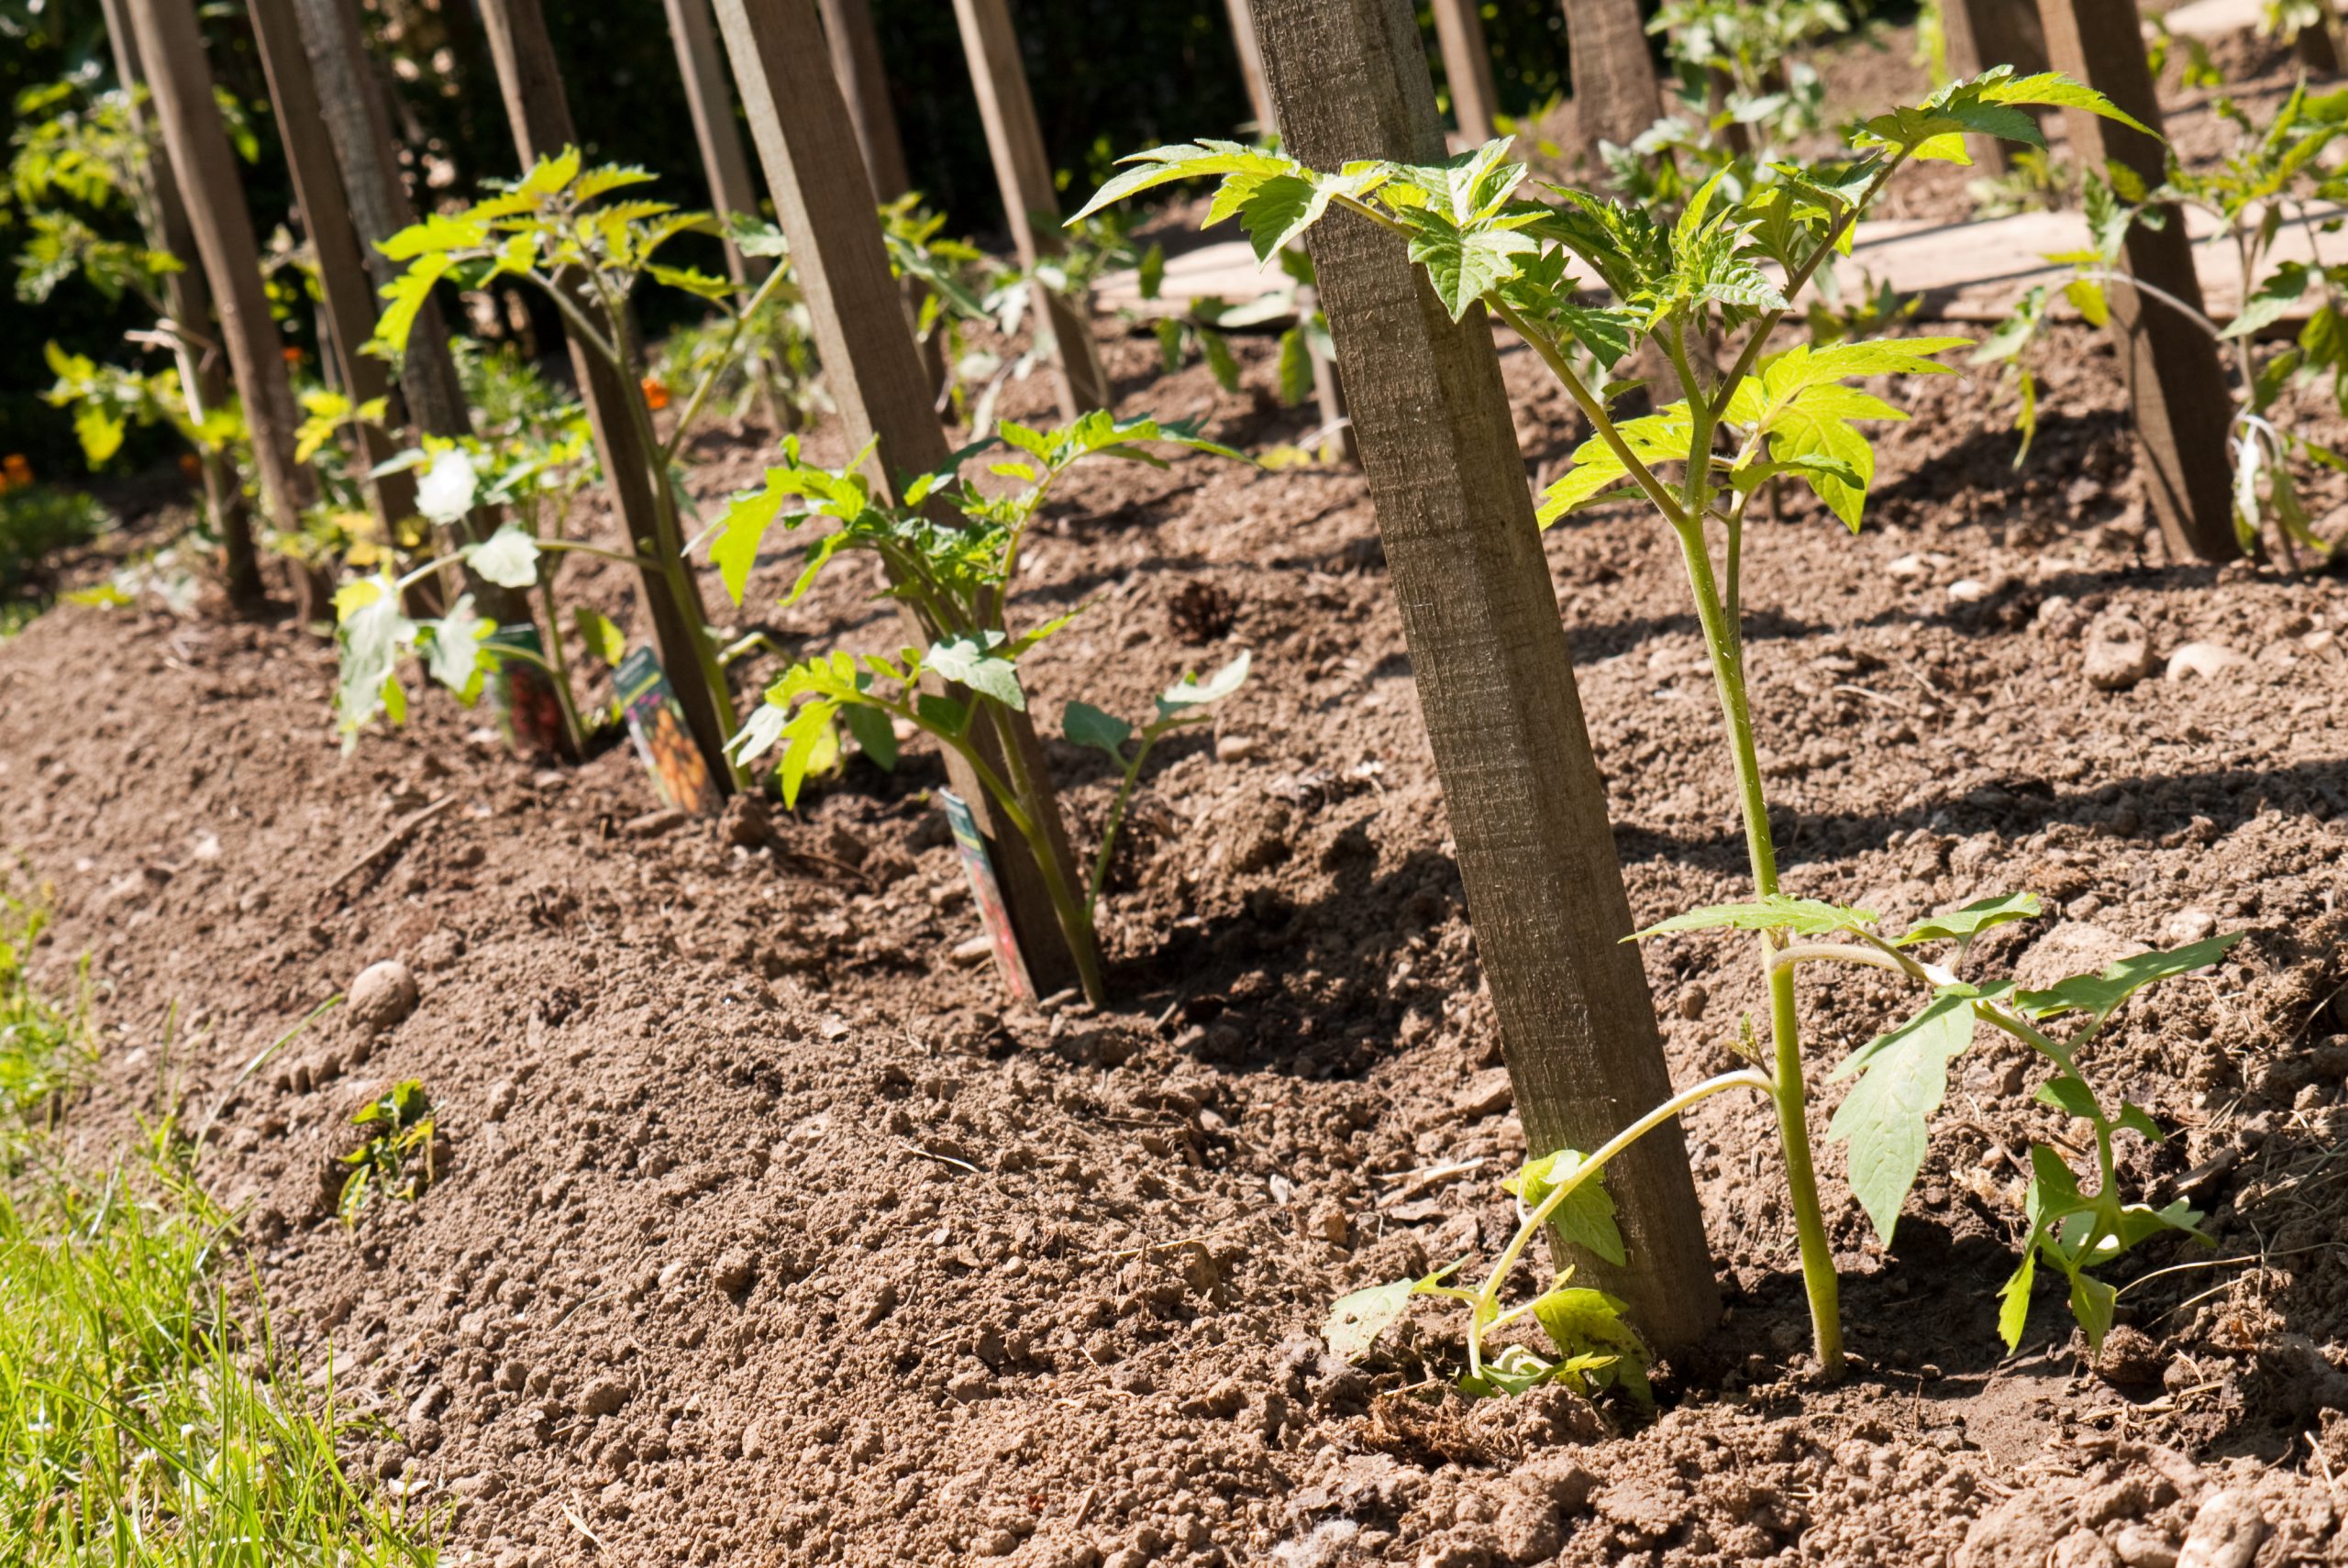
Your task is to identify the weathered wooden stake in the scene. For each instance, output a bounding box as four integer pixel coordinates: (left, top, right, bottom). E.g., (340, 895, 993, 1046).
(1560, 0, 1662, 168)
(949, 0, 1113, 421)
(714, 0, 1088, 998)
(661, 0, 767, 284)
(1430, 0, 1501, 145)
(1221, 0, 1277, 135)
(816, 0, 911, 200)
(476, 0, 744, 778)
(2035, 0, 2239, 562)
(95, 0, 259, 608)
(123, 0, 316, 569)
(1253, 0, 1719, 1351)
(245, 0, 416, 534)
(1940, 0, 2052, 171)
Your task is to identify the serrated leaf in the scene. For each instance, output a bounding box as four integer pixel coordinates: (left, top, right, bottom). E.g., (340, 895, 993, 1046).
(1155, 650, 1250, 719)
(1630, 894, 1877, 942)
(1826, 991, 1977, 1245)
(1403, 215, 1536, 321)
(1063, 701, 1133, 758)
(368, 253, 452, 359)
(572, 606, 627, 666)
(1893, 890, 2043, 946)
(2013, 934, 2244, 1033)
(422, 593, 493, 698)
(927, 635, 1025, 711)
(1528, 1286, 1651, 1404)
(468, 525, 540, 589)
(2069, 1271, 2118, 1353)
(840, 702, 899, 770)
(1503, 1148, 1626, 1266)
(1322, 1261, 1462, 1363)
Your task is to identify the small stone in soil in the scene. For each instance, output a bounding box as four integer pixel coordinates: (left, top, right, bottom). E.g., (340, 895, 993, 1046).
(347, 960, 417, 1031)
(624, 807, 686, 839)
(2175, 1489, 2266, 1568)
(2165, 642, 2244, 682)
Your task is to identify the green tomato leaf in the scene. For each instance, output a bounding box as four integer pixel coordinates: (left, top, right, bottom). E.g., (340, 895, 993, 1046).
(421, 594, 493, 701)
(1629, 894, 1877, 942)
(1063, 701, 1133, 758)
(1528, 1286, 1652, 1405)
(1998, 1236, 2039, 1352)
(2013, 933, 2244, 1034)
(2033, 1075, 2100, 1121)
(1894, 890, 2043, 946)
(467, 525, 540, 589)
(1826, 990, 1977, 1246)
(573, 606, 627, 667)
(839, 702, 899, 770)
(1155, 650, 1251, 721)
(1401, 211, 1537, 322)
(1322, 1260, 1463, 1363)
(2068, 1271, 2118, 1355)
(333, 576, 417, 739)
(927, 635, 1025, 712)
(1503, 1148, 1627, 1266)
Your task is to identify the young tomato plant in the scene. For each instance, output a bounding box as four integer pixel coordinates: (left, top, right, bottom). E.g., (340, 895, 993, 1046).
(1081, 69, 2240, 1386)
(367, 149, 793, 759)
(708, 413, 1248, 1007)
(337, 1078, 436, 1225)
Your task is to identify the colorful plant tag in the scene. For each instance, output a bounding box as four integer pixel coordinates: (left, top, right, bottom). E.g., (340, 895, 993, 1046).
(487, 625, 567, 758)
(940, 789, 1036, 1008)
(615, 646, 722, 815)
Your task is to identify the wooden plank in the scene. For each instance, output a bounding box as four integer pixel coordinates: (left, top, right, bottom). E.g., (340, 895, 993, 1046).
(121, 0, 315, 578)
(1430, 0, 1500, 144)
(1560, 0, 1662, 167)
(662, 0, 766, 283)
(245, 0, 416, 534)
(1252, 0, 1718, 1351)
(95, 0, 259, 610)
(475, 0, 743, 779)
(714, 0, 1089, 998)
(2035, 0, 2239, 561)
(1222, 0, 1277, 136)
(948, 0, 1111, 420)
(816, 0, 911, 200)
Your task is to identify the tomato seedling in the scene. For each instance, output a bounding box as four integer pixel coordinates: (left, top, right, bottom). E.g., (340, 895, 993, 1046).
(337, 1078, 435, 1226)
(1082, 68, 2239, 1386)
(708, 412, 1250, 1007)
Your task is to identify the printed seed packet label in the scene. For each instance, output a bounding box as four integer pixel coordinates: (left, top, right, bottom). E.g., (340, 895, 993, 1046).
(940, 789, 1037, 1008)
(615, 646, 722, 816)
(488, 625, 567, 758)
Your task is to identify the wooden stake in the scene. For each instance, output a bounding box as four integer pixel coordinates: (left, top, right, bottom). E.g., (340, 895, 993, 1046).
(1221, 0, 1277, 137)
(1430, 0, 1500, 145)
(713, 0, 1089, 998)
(1251, 0, 1718, 1351)
(95, 0, 259, 609)
(1560, 0, 1661, 169)
(2034, 0, 2239, 562)
(662, 0, 767, 284)
(287, 0, 553, 726)
(816, 0, 911, 200)
(245, 0, 416, 534)
(121, 0, 316, 575)
(476, 0, 744, 780)
(948, 0, 1112, 421)
(1940, 0, 2052, 171)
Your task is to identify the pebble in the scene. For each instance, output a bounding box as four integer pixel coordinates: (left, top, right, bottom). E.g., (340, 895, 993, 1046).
(575, 1376, 629, 1419)
(2162, 909, 2218, 945)
(623, 807, 685, 838)
(347, 960, 418, 1031)
(2165, 642, 2244, 682)
(1214, 733, 1257, 763)
(2175, 1489, 2266, 1568)
(711, 1252, 756, 1296)
(1450, 1067, 1514, 1119)
(2084, 616, 2157, 690)
(950, 934, 994, 967)
(1946, 578, 1992, 604)
(2113, 1524, 2180, 1568)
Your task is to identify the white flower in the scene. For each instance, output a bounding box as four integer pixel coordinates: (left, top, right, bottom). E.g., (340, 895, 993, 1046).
(415, 448, 478, 526)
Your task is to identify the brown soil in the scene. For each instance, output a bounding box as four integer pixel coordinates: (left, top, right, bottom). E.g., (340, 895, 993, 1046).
(9, 27, 2348, 1568)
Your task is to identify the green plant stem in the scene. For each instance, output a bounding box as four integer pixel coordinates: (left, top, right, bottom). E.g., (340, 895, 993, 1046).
(1672, 513, 1844, 1376)
(535, 573, 588, 757)
(1467, 1066, 1775, 1379)
(659, 261, 794, 469)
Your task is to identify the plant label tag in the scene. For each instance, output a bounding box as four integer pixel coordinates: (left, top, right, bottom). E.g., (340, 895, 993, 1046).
(939, 789, 1036, 1008)
(487, 624, 567, 758)
(615, 646, 722, 815)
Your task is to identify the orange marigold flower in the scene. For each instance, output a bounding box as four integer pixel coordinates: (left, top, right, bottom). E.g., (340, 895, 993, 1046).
(2, 453, 30, 487)
(282, 345, 305, 365)
(640, 376, 670, 411)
